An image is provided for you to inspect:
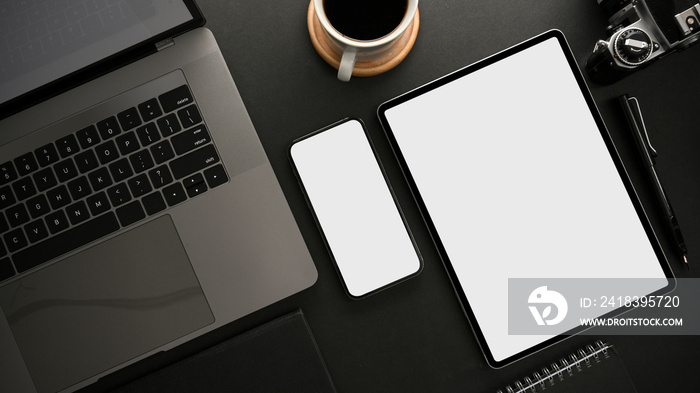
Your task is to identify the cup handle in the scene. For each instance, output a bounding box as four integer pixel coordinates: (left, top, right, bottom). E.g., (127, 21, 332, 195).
(337, 46, 357, 82)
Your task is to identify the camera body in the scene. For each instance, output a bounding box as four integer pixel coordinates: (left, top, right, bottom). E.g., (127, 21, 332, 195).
(586, 0, 700, 83)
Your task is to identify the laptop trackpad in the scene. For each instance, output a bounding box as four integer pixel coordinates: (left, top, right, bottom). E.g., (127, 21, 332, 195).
(0, 215, 214, 393)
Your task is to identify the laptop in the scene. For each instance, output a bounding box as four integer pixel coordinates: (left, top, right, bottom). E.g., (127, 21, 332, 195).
(0, 1, 318, 392)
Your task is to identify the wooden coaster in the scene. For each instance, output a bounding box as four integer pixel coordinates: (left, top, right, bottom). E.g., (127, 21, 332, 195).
(307, 1, 420, 77)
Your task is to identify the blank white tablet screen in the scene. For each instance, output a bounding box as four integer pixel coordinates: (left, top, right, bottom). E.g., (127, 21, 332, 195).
(383, 36, 667, 362)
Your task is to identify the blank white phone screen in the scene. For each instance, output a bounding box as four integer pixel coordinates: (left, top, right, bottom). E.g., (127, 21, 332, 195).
(383, 37, 667, 362)
(291, 120, 421, 298)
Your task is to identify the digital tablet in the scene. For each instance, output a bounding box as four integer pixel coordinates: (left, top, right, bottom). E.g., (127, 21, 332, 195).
(377, 30, 673, 367)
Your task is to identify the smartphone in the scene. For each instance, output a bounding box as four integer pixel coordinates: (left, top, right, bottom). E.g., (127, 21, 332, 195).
(290, 118, 422, 298)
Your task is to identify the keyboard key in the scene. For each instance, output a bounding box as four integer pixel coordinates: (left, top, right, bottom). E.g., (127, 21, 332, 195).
(0, 185, 16, 209)
(116, 131, 140, 155)
(27, 194, 51, 218)
(45, 210, 70, 234)
(182, 173, 203, 188)
(87, 167, 112, 192)
(177, 104, 202, 129)
(33, 167, 58, 191)
(0, 257, 13, 282)
(54, 158, 79, 182)
(46, 13, 68, 32)
(116, 200, 145, 227)
(47, 0, 69, 14)
(61, 23, 82, 44)
(148, 165, 173, 189)
(42, 32, 63, 53)
(0, 161, 18, 185)
(95, 140, 119, 164)
(159, 85, 193, 113)
(169, 144, 220, 180)
(8, 11, 29, 34)
(68, 176, 92, 199)
(96, 116, 121, 139)
(25, 220, 49, 243)
(27, 28, 45, 41)
(80, 12, 101, 34)
(66, 200, 90, 225)
(13, 212, 120, 273)
(35, 144, 60, 167)
(0, 2, 15, 18)
(171, 125, 210, 155)
(142, 192, 166, 215)
(75, 150, 99, 173)
(127, 174, 152, 197)
(107, 183, 131, 207)
(3, 48, 21, 70)
(26, 17, 46, 32)
(163, 183, 187, 207)
(56, 134, 80, 157)
(6, 204, 29, 227)
(66, 4, 88, 24)
(138, 98, 162, 122)
(47, 185, 71, 210)
(17, 0, 36, 12)
(184, 173, 207, 198)
(12, 177, 37, 200)
(101, 5, 123, 25)
(4, 228, 28, 252)
(85, 0, 108, 13)
(150, 140, 174, 164)
(130, 150, 154, 173)
(109, 158, 133, 182)
(117, 107, 142, 131)
(136, 122, 160, 146)
(86, 192, 111, 216)
(76, 125, 101, 149)
(15, 152, 39, 176)
(204, 164, 228, 189)
(22, 41, 43, 63)
(157, 113, 181, 137)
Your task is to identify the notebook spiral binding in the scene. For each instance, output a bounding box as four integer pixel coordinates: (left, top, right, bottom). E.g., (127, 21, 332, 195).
(496, 340, 611, 393)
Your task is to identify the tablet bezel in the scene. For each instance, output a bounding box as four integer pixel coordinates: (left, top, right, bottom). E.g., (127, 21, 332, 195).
(377, 29, 674, 368)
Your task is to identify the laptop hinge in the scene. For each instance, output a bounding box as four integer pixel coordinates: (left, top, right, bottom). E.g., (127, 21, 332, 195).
(155, 38, 175, 51)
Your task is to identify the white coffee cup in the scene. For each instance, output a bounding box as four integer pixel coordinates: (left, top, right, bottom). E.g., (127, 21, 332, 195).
(310, 0, 420, 81)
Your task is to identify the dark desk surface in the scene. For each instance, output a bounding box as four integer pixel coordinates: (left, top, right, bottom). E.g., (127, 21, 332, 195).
(89, 0, 700, 392)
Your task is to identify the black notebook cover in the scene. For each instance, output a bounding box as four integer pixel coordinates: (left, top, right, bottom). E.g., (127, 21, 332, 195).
(113, 309, 337, 393)
(496, 341, 637, 393)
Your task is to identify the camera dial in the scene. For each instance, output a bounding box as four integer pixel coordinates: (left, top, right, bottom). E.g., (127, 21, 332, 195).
(613, 27, 654, 65)
(587, 1, 700, 84)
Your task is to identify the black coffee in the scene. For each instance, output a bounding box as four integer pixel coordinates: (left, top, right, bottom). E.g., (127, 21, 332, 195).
(324, 0, 408, 41)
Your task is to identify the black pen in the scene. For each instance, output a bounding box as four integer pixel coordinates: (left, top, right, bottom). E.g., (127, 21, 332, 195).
(619, 94, 689, 269)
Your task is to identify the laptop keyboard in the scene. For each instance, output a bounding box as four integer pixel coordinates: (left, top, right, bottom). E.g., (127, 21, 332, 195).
(0, 83, 229, 282)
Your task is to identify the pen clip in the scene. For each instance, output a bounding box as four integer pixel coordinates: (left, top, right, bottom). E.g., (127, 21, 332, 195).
(626, 96, 658, 157)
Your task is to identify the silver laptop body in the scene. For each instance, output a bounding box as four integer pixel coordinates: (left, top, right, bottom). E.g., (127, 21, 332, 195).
(0, 2, 317, 392)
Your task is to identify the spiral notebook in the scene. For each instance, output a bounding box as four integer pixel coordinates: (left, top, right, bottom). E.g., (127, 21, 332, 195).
(496, 341, 638, 393)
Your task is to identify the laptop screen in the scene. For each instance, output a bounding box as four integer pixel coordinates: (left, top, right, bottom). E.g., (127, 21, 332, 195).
(0, 0, 201, 114)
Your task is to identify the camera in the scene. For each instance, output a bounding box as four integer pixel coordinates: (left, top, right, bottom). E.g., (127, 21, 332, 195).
(586, 0, 700, 83)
